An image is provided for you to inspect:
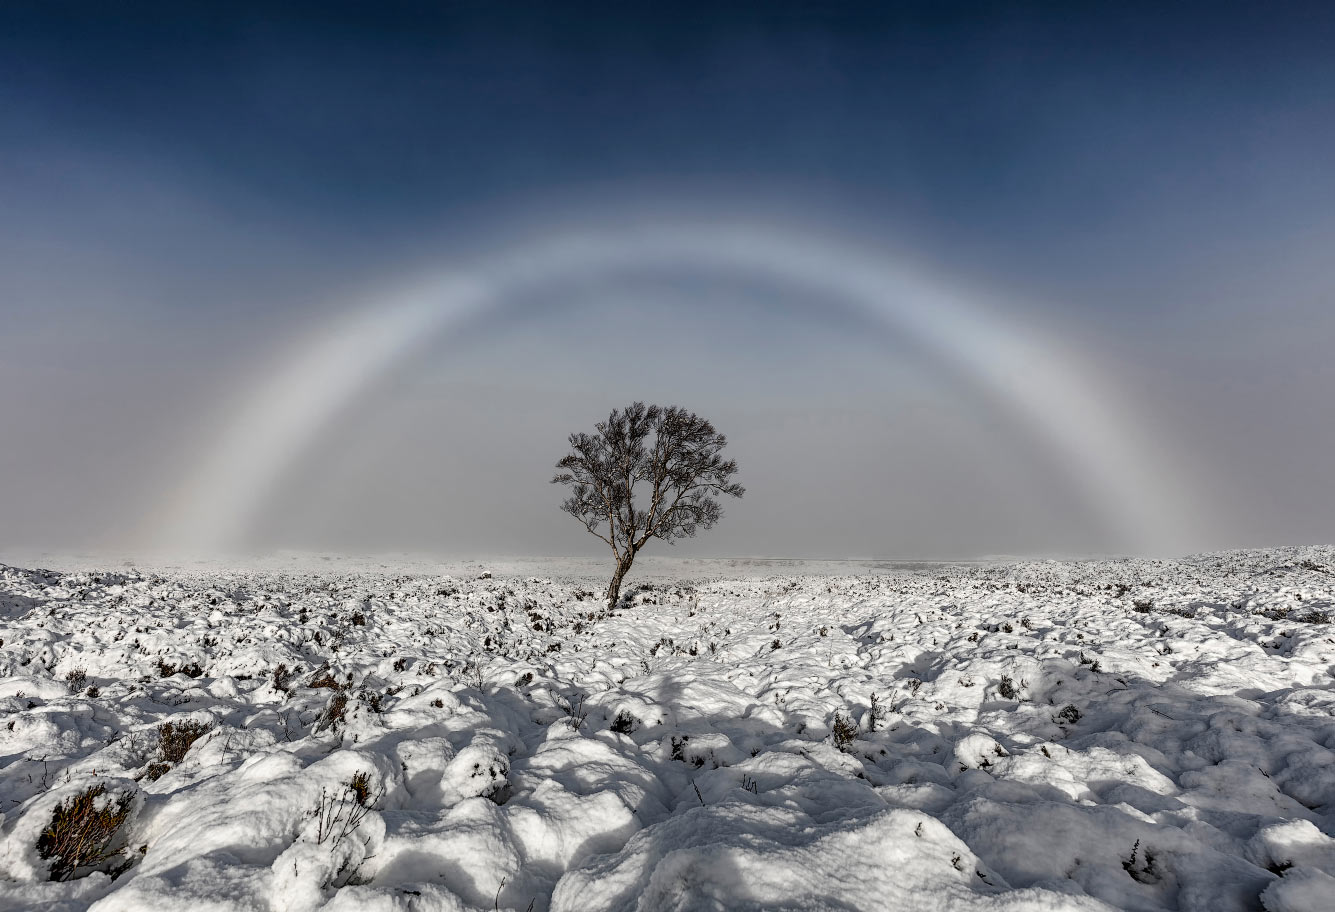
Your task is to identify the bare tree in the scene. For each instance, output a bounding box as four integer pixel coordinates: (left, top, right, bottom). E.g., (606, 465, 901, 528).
(553, 402, 744, 609)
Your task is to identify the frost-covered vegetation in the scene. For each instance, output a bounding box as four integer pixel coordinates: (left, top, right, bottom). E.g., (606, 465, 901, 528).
(2, 548, 1335, 911)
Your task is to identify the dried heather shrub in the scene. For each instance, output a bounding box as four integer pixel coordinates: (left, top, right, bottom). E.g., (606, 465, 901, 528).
(318, 691, 349, 730)
(831, 712, 859, 752)
(144, 720, 212, 780)
(308, 667, 339, 689)
(347, 771, 373, 807)
(157, 720, 212, 764)
(272, 663, 292, 691)
(36, 785, 133, 881)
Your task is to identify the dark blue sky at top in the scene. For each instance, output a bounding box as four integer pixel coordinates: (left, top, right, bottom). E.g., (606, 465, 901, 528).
(2, 2, 1335, 556)
(5, 1, 1334, 281)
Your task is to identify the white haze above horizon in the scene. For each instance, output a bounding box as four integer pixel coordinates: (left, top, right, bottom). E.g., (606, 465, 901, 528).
(3, 197, 1333, 561)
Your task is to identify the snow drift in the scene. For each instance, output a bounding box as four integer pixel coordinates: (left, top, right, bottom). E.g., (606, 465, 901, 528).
(2, 548, 1334, 910)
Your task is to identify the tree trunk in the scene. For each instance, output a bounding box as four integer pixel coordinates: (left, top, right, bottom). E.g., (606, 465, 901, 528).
(606, 553, 636, 610)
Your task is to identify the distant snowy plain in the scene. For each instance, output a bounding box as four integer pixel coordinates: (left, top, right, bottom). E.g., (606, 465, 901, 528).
(2, 548, 1335, 911)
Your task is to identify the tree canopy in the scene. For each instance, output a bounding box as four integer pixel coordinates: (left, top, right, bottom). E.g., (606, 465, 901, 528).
(553, 402, 743, 607)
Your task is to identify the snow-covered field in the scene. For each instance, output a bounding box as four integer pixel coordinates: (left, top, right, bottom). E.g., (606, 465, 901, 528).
(2, 548, 1335, 912)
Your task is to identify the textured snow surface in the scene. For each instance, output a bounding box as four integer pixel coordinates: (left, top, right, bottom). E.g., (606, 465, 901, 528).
(2, 547, 1334, 911)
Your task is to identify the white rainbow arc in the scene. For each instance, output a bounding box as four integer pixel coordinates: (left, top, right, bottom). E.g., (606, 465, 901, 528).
(151, 218, 1197, 554)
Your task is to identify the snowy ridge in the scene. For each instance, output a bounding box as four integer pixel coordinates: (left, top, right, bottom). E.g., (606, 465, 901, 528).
(2, 547, 1334, 911)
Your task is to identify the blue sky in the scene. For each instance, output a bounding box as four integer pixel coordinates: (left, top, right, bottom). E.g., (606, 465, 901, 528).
(2, 2, 1333, 557)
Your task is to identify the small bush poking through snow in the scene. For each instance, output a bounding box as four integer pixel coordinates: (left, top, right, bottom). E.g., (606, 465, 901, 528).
(1056, 704, 1082, 725)
(558, 693, 587, 730)
(157, 720, 211, 764)
(317, 691, 349, 731)
(155, 658, 205, 679)
(347, 771, 373, 808)
(36, 784, 133, 882)
(998, 675, 1018, 700)
(308, 667, 339, 689)
(272, 663, 292, 691)
(1122, 839, 1162, 885)
(64, 668, 87, 692)
(145, 720, 212, 780)
(831, 712, 859, 752)
(610, 710, 638, 734)
(312, 778, 378, 846)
